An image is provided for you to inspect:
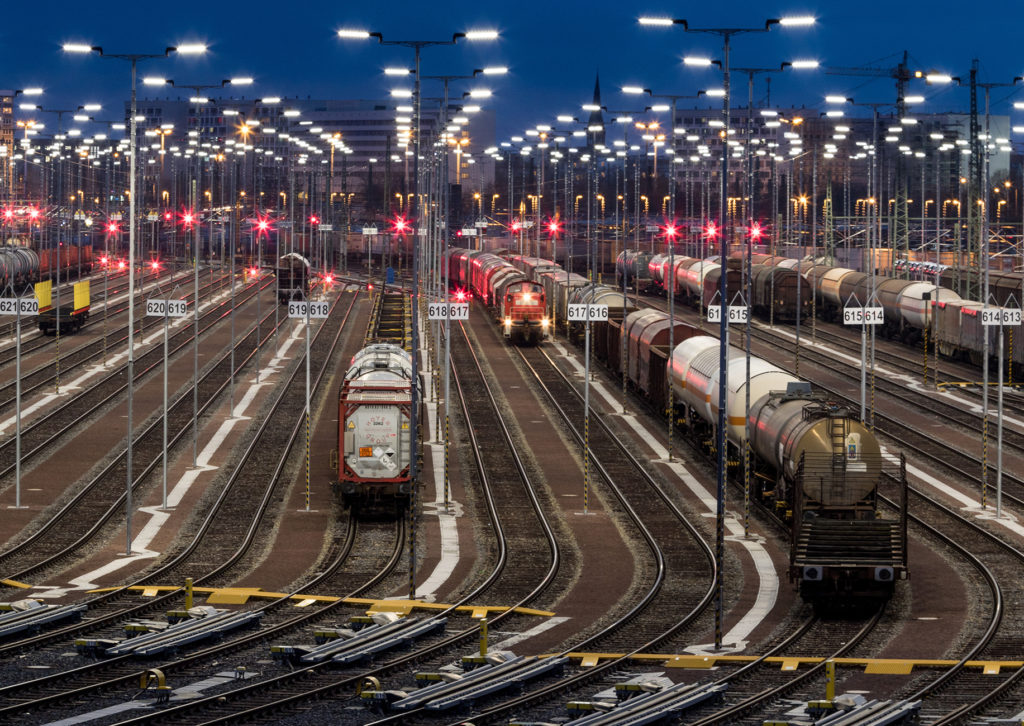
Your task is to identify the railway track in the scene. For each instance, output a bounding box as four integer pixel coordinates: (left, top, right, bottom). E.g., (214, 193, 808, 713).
(0, 284, 280, 582)
(0, 271, 226, 417)
(83, 309, 566, 724)
(0, 291, 367, 719)
(0, 269, 170, 367)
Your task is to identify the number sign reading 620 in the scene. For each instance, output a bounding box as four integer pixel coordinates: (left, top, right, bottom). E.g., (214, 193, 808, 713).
(145, 299, 188, 317)
(0, 298, 39, 316)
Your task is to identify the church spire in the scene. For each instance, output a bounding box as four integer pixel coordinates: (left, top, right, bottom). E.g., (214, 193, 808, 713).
(587, 72, 605, 147)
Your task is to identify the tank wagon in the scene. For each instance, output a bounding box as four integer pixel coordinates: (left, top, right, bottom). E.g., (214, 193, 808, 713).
(580, 301, 907, 607)
(333, 343, 413, 511)
(615, 250, 655, 293)
(276, 252, 311, 303)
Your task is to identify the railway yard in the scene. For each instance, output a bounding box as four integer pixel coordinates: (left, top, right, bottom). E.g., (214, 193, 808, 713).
(0, 250, 1020, 726)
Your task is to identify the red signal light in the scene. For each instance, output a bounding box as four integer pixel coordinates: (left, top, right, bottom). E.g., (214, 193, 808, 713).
(323, 273, 334, 285)
(100, 255, 109, 266)
(107, 222, 119, 234)
(663, 223, 678, 239)
(704, 221, 718, 239)
(250, 267, 260, 277)
(2, 209, 12, 220)
(117, 260, 126, 270)
(164, 211, 173, 221)
(546, 219, 562, 237)
(511, 221, 521, 232)
(309, 215, 320, 225)
(150, 260, 160, 271)
(749, 222, 762, 240)
(456, 230, 463, 237)
(391, 216, 410, 234)
(454, 288, 467, 302)
(28, 208, 39, 220)
(367, 282, 374, 290)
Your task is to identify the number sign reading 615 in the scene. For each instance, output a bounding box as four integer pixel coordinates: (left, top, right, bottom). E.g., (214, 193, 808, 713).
(707, 305, 748, 324)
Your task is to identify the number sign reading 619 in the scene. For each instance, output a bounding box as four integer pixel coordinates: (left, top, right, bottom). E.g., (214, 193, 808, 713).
(288, 301, 330, 319)
(146, 299, 188, 317)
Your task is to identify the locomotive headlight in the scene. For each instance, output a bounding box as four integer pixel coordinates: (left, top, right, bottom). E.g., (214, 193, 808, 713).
(523, 293, 532, 303)
(504, 317, 512, 328)
(541, 317, 550, 328)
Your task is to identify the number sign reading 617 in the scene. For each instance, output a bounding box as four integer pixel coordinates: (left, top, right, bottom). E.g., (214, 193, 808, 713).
(146, 299, 188, 317)
(0, 298, 39, 316)
(428, 303, 469, 320)
(288, 301, 330, 319)
(567, 304, 609, 322)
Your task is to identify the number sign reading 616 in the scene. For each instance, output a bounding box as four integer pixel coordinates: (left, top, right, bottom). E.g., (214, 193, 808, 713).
(567, 304, 609, 322)
(707, 305, 748, 324)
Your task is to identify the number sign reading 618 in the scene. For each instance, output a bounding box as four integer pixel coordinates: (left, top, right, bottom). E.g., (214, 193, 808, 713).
(428, 303, 469, 320)
(288, 301, 330, 319)
(567, 304, 608, 322)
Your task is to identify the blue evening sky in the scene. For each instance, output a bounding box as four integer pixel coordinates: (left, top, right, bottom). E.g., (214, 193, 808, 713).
(2, 1, 1022, 138)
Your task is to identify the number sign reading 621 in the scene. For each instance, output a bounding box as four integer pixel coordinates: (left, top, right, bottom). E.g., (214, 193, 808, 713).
(0, 298, 39, 316)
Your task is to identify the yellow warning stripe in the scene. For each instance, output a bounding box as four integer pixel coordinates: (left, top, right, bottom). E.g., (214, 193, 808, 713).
(551, 652, 1024, 674)
(87, 586, 554, 617)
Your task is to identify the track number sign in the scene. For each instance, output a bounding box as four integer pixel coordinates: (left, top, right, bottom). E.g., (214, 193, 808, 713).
(146, 299, 188, 317)
(707, 305, 748, 323)
(288, 301, 330, 319)
(843, 307, 884, 325)
(567, 304, 608, 322)
(428, 303, 469, 320)
(982, 308, 1023, 326)
(0, 298, 39, 316)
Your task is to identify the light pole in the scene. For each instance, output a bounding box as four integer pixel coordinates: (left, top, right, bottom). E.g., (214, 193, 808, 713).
(149, 76, 253, 467)
(640, 12, 813, 651)
(63, 40, 207, 555)
(338, 25, 497, 600)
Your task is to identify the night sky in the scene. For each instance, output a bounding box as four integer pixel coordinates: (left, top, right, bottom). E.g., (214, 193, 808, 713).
(3, 1, 1023, 139)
